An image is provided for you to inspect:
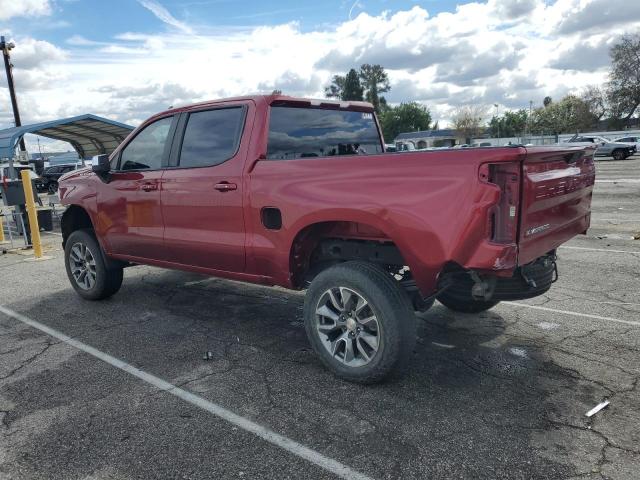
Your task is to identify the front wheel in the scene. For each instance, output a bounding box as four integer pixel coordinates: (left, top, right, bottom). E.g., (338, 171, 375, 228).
(304, 261, 416, 384)
(64, 229, 123, 300)
(47, 181, 59, 194)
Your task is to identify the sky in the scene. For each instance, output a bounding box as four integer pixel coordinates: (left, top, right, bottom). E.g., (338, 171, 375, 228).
(1, 0, 640, 152)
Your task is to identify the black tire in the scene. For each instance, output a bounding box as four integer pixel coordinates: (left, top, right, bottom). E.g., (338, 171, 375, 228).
(64, 229, 123, 300)
(303, 261, 416, 384)
(612, 149, 626, 161)
(437, 289, 499, 313)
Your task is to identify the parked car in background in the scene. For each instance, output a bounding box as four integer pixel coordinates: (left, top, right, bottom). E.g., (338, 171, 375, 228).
(612, 136, 639, 153)
(566, 134, 634, 160)
(37, 164, 78, 193)
(59, 94, 595, 383)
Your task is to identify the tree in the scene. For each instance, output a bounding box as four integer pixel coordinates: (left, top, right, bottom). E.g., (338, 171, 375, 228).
(341, 68, 364, 101)
(581, 85, 607, 121)
(378, 102, 431, 142)
(488, 109, 528, 137)
(324, 74, 345, 99)
(451, 105, 486, 142)
(325, 64, 391, 111)
(543, 96, 553, 107)
(359, 64, 390, 113)
(532, 95, 595, 134)
(607, 34, 640, 122)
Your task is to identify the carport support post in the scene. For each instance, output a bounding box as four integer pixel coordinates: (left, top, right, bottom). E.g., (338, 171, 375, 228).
(20, 170, 42, 258)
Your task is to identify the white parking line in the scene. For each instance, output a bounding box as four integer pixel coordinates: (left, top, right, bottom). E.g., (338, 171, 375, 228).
(559, 245, 640, 254)
(595, 179, 640, 183)
(501, 302, 640, 327)
(0, 305, 374, 480)
(183, 278, 214, 286)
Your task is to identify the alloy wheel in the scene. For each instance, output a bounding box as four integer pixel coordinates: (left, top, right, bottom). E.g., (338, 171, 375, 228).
(315, 287, 380, 367)
(69, 242, 97, 290)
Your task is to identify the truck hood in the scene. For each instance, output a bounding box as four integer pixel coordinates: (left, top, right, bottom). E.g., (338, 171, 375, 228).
(59, 166, 92, 183)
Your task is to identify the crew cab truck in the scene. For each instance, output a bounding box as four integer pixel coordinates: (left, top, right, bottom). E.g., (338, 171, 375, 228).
(59, 95, 595, 383)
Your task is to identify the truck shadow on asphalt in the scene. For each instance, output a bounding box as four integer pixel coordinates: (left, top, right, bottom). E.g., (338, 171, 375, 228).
(2, 268, 600, 479)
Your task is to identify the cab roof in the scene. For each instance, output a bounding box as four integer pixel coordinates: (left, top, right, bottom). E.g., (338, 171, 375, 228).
(156, 95, 376, 117)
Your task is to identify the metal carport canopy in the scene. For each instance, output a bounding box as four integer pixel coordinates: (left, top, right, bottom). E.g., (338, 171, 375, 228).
(0, 114, 134, 159)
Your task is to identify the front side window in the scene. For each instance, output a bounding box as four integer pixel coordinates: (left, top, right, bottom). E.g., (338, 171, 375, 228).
(266, 106, 383, 160)
(120, 116, 173, 171)
(178, 107, 245, 168)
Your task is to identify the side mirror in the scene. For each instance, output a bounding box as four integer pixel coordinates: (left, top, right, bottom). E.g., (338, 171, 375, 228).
(92, 154, 111, 182)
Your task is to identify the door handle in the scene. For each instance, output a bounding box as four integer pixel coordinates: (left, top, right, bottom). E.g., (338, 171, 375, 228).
(141, 182, 158, 192)
(214, 182, 237, 192)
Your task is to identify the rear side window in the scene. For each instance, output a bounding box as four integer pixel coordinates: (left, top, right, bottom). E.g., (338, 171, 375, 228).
(120, 116, 173, 171)
(267, 106, 383, 160)
(178, 107, 245, 168)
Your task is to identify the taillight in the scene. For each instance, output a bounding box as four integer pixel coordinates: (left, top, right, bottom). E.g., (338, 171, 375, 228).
(479, 162, 520, 243)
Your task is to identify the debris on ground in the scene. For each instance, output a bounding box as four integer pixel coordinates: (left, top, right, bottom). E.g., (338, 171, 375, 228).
(203, 351, 213, 361)
(586, 400, 610, 417)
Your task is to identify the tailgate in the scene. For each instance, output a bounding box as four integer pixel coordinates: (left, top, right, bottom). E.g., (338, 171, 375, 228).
(518, 146, 595, 265)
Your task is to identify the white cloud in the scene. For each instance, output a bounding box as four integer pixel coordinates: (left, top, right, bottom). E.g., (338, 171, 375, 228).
(0, 0, 51, 20)
(1, 0, 640, 137)
(66, 35, 106, 46)
(137, 0, 193, 34)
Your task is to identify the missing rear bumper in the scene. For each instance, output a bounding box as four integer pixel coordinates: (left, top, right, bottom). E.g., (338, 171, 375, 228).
(437, 253, 558, 303)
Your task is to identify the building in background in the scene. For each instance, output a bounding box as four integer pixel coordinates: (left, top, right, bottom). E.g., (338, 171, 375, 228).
(31, 151, 80, 165)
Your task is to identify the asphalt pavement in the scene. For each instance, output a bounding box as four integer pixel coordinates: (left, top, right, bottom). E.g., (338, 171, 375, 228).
(1, 154, 639, 479)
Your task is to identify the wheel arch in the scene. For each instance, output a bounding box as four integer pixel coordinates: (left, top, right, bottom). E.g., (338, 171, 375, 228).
(61, 205, 94, 247)
(287, 217, 410, 289)
(62, 205, 126, 270)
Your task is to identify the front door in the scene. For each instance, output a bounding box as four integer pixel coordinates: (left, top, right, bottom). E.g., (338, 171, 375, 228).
(161, 105, 248, 272)
(96, 115, 174, 260)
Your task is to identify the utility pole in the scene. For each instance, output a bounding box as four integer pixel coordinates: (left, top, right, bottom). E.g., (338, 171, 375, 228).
(529, 100, 533, 138)
(1, 35, 30, 245)
(1, 36, 26, 152)
(494, 103, 500, 144)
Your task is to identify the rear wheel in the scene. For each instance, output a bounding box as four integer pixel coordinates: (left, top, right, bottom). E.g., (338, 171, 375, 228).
(64, 229, 123, 300)
(437, 289, 499, 313)
(612, 149, 626, 160)
(47, 181, 59, 194)
(304, 261, 416, 384)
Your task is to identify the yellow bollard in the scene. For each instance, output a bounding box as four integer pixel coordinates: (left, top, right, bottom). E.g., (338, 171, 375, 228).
(20, 170, 43, 258)
(0, 211, 4, 243)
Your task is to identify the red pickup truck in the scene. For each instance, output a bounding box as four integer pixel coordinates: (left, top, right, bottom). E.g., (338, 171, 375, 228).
(59, 95, 595, 383)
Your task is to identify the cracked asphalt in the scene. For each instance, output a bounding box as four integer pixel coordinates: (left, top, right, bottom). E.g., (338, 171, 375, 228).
(1, 155, 639, 479)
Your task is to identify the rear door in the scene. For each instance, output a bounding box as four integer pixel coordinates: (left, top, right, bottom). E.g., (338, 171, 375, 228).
(518, 146, 596, 265)
(161, 103, 250, 271)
